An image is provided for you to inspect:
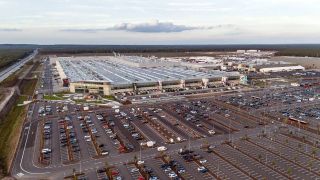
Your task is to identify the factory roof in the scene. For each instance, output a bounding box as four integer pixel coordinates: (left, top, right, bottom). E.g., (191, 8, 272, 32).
(54, 56, 239, 85)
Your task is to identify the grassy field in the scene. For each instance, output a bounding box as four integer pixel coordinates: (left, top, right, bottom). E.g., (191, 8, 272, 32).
(0, 64, 32, 88)
(0, 95, 28, 176)
(103, 95, 116, 101)
(20, 79, 38, 96)
(0, 94, 3, 102)
(43, 94, 65, 100)
(0, 49, 32, 71)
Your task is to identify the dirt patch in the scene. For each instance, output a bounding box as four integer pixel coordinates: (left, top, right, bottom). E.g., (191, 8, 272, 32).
(20, 79, 37, 96)
(271, 56, 320, 69)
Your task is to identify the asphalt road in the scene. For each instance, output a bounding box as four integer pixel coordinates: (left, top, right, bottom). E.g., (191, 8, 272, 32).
(0, 49, 38, 82)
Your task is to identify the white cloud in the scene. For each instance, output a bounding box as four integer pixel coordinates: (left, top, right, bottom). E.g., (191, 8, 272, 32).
(60, 20, 234, 33)
(0, 28, 22, 32)
(110, 20, 206, 33)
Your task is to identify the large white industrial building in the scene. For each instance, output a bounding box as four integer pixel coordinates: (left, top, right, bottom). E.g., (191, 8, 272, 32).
(53, 56, 240, 95)
(259, 65, 305, 73)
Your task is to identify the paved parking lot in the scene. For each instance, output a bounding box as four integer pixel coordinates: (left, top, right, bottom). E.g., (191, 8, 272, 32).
(13, 78, 320, 179)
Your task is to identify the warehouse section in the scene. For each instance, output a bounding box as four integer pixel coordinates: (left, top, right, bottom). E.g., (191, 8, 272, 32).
(52, 56, 240, 95)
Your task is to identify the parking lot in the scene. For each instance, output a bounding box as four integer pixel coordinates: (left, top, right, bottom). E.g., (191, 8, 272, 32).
(20, 74, 320, 180)
(62, 122, 320, 180)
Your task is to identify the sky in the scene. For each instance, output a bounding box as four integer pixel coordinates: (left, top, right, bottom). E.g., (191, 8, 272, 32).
(0, 0, 320, 44)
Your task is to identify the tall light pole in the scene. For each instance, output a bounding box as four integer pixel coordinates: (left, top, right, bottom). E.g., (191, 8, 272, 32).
(139, 143, 142, 162)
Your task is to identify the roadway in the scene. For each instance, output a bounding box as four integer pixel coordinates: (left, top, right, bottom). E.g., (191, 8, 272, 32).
(0, 49, 38, 82)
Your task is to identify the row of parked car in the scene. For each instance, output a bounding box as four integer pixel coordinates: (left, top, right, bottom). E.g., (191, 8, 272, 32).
(96, 167, 122, 180)
(135, 164, 159, 180)
(99, 114, 135, 153)
(42, 121, 52, 161)
(160, 159, 185, 179)
(79, 115, 109, 156)
(59, 117, 80, 153)
(38, 105, 52, 116)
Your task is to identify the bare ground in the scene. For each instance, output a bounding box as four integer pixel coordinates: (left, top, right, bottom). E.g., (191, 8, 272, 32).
(271, 56, 320, 69)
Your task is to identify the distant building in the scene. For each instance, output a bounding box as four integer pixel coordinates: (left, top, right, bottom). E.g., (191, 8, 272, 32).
(236, 50, 246, 53)
(259, 65, 305, 73)
(246, 50, 260, 53)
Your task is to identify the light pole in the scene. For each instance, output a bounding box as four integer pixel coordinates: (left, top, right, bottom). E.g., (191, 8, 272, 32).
(188, 134, 191, 151)
(139, 144, 142, 161)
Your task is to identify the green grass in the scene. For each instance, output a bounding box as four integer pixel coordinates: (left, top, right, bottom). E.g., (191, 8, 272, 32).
(103, 95, 116, 101)
(43, 94, 64, 100)
(0, 94, 3, 102)
(0, 95, 28, 176)
(0, 71, 20, 88)
(73, 99, 86, 103)
(0, 49, 32, 71)
(0, 64, 32, 88)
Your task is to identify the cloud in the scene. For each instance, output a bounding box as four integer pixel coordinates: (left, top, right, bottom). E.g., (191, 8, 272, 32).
(0, 28, 22, 32)
(60, 20, 234, 33)
(110, 20, 199, 33)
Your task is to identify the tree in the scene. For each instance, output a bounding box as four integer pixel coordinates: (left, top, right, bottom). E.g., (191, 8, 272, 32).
(133, 155, 138, 164)
(271, 160, 276, 170)
(258, 154, 262, 162)
(311, 148, 317, 158)
(159, 151, 165, 158)
(308, 161, 313, 171)
(283, 118, 288, 126)
(105, 161, 112, 179)
(164, 155, 171, 163)
(287, 167, 292, 177)
(203, 139, 209, 149)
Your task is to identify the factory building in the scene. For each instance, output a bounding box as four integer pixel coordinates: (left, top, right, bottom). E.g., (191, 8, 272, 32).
(259, 65, 305, 73)
(53, 56, 240, 95)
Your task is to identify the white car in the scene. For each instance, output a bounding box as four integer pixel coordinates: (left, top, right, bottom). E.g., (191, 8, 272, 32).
(197, 166, 207, 172)
(101, 151, 109, 155)
(178, 169, 185, 174)
(208, 130, 216, 135)
(199, 159, 207, 164)
(168, 172, 177, 178)
(164, 167, 172, 172)
(137, 160, 144, 165)
(130, 168, 139, 173)
(42, 148, 52, 153)
(157, 146, 167, 152)
(105, 129, 112, 134)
